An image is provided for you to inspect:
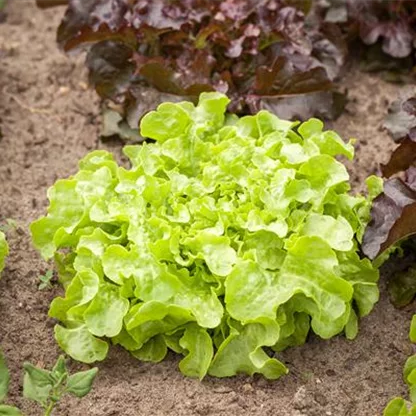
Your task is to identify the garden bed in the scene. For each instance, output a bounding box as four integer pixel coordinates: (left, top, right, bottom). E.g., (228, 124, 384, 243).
(0, 1, 415, 415)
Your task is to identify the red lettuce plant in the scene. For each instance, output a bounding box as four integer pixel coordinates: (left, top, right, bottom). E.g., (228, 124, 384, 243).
(363, 96, 416, 306)
(351, 0, 416, 60)
(38, 0, 416, 139)
(52, 0, 348, 136)
(320, 0, 416, 78)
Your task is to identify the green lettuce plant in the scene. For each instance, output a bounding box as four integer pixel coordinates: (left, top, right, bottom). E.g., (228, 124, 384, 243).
(0, 231, 8, 275)
(0, 352, 97, 416)
(31, 92, 381, 379)
(0, 225, 96, 415)
(384, 315, 416, 416)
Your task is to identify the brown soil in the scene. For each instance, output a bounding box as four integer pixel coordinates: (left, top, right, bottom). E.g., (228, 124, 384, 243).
(0, 2, 416, 416)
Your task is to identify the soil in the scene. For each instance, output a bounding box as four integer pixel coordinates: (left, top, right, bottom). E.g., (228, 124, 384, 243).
(0, 2, 416, 416)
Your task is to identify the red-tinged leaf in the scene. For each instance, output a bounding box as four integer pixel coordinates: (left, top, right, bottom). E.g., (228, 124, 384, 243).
(384, 97, 416, 142)
(218, 0, 254, 22)
(347, 0, 416, 57)
(403, 98, 416, 115)
(248, 90, 346, 121)
(388, 266, 416, 308)
(57, 0, 129, 50)
(139, 61, 215, 97)
(253, 57, 286, 95)
(381, 137, 416, 179)
(360, 20, 414, 59)
(285, 0, 313, 16)
(362, 179, 416, 260)
(36, 0, 68, 8)
(253, 57, 333, 96)
(357, 0, 416, 62)
(319, 0, 416, 73)
(63, 24, 137, 53)
(370, 93, 416, 306)
(139, 62, 185, 95)
(405, 167, 416, 191)
(263, 6, 312, 56)
(194, 23, 222, 49)
(310, 23, 348, 81)
(176, 50, 216, 87)
(86, 41, 136, 100)
(55, 0, 350, 136)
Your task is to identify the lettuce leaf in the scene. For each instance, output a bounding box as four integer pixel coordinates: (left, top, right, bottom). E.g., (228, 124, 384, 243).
(362, 95, 416, 306)
(31, 92, 379, 379)
(0, 232, 8, 275)
(384, 315, 416, 415)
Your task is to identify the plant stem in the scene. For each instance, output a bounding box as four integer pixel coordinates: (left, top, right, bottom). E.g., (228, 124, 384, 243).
(43, 401, 55, 416)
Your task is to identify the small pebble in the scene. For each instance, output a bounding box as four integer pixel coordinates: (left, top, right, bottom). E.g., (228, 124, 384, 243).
(242, 383, 253, 392)
(58, 86, 70, 95)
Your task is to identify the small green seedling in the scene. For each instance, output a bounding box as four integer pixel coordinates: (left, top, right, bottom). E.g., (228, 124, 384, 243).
(0, 219, 17, 234)
(0, 349, 20, 416)
(0, 350, 98, 416)
(38, 270, 53, 291)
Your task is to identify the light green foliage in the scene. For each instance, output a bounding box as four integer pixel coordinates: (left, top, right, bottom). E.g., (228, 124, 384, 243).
(0, 219, 17, 235)
(38, 270, 54, 291)
(384, 398, 416, 416)
(0, 406, 22, 415)
(0, 352, 97, 416)
(410, 315, 416, 343)
(0, 232, 8, 275)
(24, 355, 97, 415)
(0, 239, 20, 416)
(384, 315, 416, 415)
(31, 92, 380, 379)
(0, 351, 11, 404)
(0, 349, 23, 415)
